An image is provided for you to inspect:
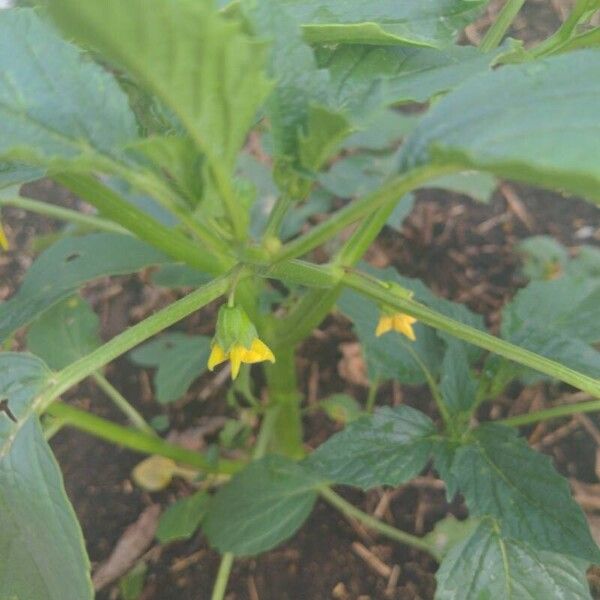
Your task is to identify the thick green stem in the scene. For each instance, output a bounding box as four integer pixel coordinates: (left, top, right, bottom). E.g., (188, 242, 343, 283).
(0, 194, 126, 234)
(499, 398, 600, 427)
(211, 553, 235, 600)
(264, 345, 304, 458)
(46, 402, 241, 475)
(319, 487, 438, 559)
(480, 0, 526, 52)
(275, 166, 452, 263)
(57, 174, 231, 274)
(91, 372, 154, 435)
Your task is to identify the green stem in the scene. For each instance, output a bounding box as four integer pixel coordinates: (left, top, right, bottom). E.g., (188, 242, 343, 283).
(319, 487, 437, 559)
(275, 166, 452, 262)
(499, 399, 600, 427)
(91, 372, 154, 435)
(402, 342, 452, 430)
(262, 194, 294, 240)
(531, 0, 598, 57)
(253, 405, 280, 459)
(263, 345, 304, 459)
(43, 275, 231, 409)
(480, 0, 526, 52)
(211, 553, 235, 600)
(0, 195, 126, 234)
(343, 270, 600, 398)
(46, 402, 242, 475)
(57, 174, 231, 275)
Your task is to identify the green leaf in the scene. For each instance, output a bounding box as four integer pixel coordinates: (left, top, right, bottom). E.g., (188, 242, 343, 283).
(435, 519, 592, 600)
(423, 516, 480, 559)
(424, 171, 497, 203)
(0, 162, 43, 189)
(0, 9, 137, 178)
(156, 491, 210, 544)
(118, 562, 147, 600)
(400, 50, 600, 204)
(449, 424, 600, 562)
(307, 406, 436, 489)
(319, 393, 362, 424)
(241, 0, 350, 182)
(0, 233, 168, 342)
(282, 0, 490, 47)
(0, 353, 52, 459)
(50, 0, 271, 171)
(0, 418, 93, 600)
(342, 110, 418, 151)
(318, 44, 503, 122)
(502, 276, 600, 344)
(203, 455, 322, 556)
(517, 235, 569, 281)
(151, 264, 212, 289)
(129, 333, 212, 404)
(440, 342, 478, 421)
(26, 296, 101, 370)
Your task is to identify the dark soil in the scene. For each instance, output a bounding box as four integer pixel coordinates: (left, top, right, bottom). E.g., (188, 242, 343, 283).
(2, 2, 600, 599)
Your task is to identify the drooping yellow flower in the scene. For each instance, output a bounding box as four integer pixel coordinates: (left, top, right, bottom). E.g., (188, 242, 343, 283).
(208, 337, 275, 379)
(207, 304, 275, 379)
(0, 222, 8, 251)
(375, 312, 417, 341)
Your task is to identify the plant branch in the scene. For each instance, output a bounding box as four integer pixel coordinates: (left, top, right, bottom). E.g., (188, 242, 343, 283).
(41, 274, 232, 411)
(480, 0, 526, 52)
(274, 166, 453, 263)
(319, 487, 438, 558)
(91, 372, 154, 435)
(499, 398, 600, 427)
(211, 553, 235, 600)
(46, 402, 242, 475)
(0, 194, 126, 234)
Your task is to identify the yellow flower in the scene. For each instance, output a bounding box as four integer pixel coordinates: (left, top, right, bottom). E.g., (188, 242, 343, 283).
(0, 222, 8, 251)
(375, 312, 417, 341)
(207, 304, 275, 378)
(208, 338, 275, 379)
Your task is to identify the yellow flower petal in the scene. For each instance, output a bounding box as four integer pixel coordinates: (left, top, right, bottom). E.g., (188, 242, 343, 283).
(242, 338, 275, 364)
(0, 223, 8, 251)
(375, 315, 394, 337)
(207, 344, 227, 371)
(393, 314, 417, 341)
(229, 345, 245, 379)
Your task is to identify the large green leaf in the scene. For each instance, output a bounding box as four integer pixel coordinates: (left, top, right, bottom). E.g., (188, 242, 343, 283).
(318, 44, 503, 121)
(449, 424, 600, 562)
(400, 50, 600, 204)
(50, 0, 271, 171)
(0, 233, 168, 342)
(435, 519, 591, 600)
(0, 9, 137, 180)
(0, 353, 51, 457)
(0, 418, 93, 600)
(307, 406, 436, 488)
(156, 491, 210, 544)
(203, 455, 323, 556)
(281, 0, 490, 47)
(26, 296, 101, 371)
(129, 333, 212, 404)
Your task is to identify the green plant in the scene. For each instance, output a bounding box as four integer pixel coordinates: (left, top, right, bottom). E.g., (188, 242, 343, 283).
(0, 0, 599, 598)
